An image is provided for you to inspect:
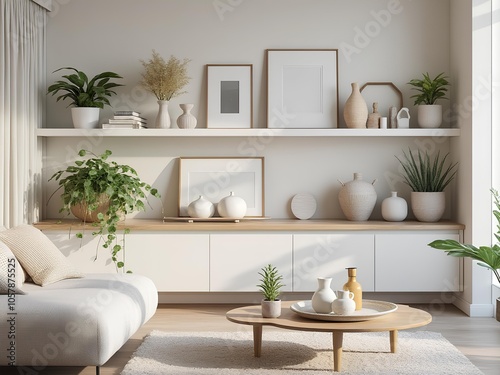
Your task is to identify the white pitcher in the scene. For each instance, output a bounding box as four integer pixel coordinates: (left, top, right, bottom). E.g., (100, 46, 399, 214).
(331, 290, 356, 315)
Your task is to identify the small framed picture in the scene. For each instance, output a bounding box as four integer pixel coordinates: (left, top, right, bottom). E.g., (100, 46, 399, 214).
(206, 64, 253, 128)
(178, 157, 264, 217)
(267, 49, 339, 129)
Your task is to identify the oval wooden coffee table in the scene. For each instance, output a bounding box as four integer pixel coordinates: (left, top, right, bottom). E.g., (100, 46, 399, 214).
(226, 301, 432, 372)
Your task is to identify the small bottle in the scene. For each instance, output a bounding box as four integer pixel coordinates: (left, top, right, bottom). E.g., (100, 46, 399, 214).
(343, 267, 362, 310)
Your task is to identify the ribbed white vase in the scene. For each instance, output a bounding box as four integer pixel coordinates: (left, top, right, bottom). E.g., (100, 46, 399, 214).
(176, 104, 197, 129)
(155, 100, 171, 129)
(338, 173, 377, 221)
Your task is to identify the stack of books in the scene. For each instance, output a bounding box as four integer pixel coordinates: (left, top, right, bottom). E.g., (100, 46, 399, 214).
(102, 111, 147, 129)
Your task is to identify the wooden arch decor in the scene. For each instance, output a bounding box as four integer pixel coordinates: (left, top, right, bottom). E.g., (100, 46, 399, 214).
(360, 82, 403, 109)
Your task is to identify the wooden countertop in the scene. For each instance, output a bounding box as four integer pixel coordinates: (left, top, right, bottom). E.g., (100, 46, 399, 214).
(34, 218, 465, 232)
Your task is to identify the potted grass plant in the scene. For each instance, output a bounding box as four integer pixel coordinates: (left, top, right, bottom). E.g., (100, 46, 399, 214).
(47, 67, 123, 129)
(48, 149, 160, 272)
(257, 264, 285, 318)
(396, 148, 458, 222)
(429, 188, 500, 322)
(407, 72, 449, 128)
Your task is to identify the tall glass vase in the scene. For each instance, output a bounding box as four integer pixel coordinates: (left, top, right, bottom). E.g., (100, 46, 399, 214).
(155, 100, 171, 129)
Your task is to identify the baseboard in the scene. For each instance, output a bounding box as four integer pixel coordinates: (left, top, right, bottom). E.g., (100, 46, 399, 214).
(158, 291, 457, 305)
(452, 294, 494, 317)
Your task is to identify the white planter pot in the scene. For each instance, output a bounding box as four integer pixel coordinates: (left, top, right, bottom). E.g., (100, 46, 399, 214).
(417, 104, 442, 128)
(261, 299, 281, 318)
(411, 191, 445, 222)
(71, 107, 100, 129)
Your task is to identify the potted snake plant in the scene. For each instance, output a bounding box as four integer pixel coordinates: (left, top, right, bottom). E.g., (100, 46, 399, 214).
(47, 67, 123, 129)
(257, 264, 285, 318)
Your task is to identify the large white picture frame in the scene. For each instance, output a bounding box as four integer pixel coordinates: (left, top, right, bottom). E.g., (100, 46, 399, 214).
(267, 49, 339, 129)
(206, 64, 253, 128)
(179, 157, 264, 217)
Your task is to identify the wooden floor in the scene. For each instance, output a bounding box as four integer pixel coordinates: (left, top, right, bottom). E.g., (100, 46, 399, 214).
(2, 303, 499, 374)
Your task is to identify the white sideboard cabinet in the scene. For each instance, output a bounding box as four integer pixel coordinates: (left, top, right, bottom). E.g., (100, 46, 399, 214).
(375, 232, 461, 292)
(293, 233, 375, 292)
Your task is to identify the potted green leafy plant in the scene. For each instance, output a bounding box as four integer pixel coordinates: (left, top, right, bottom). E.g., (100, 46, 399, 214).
(48, 149, 160, 272)
(257, 264, 285, 318)
(407, 72, 449, 128)
(140, 50, 191, 128)
(47, 67, 123, 129)
(429, 188, 500, 322)
(396, 148, 458, 222)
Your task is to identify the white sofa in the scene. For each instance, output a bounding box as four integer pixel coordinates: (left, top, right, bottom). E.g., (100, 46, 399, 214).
(0, 224, 158, 373)
(0, 273, 158, 374)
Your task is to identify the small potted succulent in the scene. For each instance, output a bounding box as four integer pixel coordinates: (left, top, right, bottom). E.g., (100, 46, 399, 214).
(407, 72, 449, 128)
(47, 67, 123, 129)
(257, 264, 285, 318)
(396, 148, 458, 222)
(48, 149, 160, 272)
(429, 188, 500, 322)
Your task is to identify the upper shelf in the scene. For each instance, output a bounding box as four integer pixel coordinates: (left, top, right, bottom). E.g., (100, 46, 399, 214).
(37, 128, 461, 138)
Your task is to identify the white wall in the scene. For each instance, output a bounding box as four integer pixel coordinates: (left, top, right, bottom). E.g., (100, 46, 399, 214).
(43, 0, 455, 221)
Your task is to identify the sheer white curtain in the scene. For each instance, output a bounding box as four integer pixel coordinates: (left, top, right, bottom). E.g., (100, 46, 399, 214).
(0, 0, 46, 228)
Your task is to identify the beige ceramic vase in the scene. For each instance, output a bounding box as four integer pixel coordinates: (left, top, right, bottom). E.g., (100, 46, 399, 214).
(338, 173, 377, 221)
(344, 83, 368, 128)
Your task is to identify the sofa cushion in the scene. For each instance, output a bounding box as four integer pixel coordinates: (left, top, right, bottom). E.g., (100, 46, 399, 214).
(0, 225, 83, 286)
(0, 241, 25, 294)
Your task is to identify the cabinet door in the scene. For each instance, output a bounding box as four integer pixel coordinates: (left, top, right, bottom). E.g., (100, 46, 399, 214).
(293, 234, 375, 292)
(126, 233, 209, 292)
(210, 234, 292, 292)
(375, 233, 460, 292)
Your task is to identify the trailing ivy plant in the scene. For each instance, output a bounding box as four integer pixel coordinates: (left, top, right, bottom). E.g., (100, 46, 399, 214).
(395, 148, 458, 192)
(48, 149, 160, 272)
(257, 264, 285, 301)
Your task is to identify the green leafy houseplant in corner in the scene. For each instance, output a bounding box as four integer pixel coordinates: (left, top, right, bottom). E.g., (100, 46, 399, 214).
(429, 188, 500, 322)
(407, 72, 449, 128)
(396, 148, 458, 222)
(257, 264, 285, 318)
(48, 149, 160, 272)
(47, 67, 123, 129)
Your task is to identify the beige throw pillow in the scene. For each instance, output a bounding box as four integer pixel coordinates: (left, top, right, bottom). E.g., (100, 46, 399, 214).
(0, 225, 83, 286)
(0, 241, 25, 294)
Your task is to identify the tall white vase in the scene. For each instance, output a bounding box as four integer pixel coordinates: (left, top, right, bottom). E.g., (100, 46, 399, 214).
(343, 83, 368, 128)
(311, 277, 336, 314)
(155, 100, 171, 129)
(176, 103, 197, 129)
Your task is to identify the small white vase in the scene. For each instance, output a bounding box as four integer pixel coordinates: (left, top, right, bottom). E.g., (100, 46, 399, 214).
(155, 100, 171, 129)
(338, 173, 377, 221)
(176, 103, 197, 129)
(261, 299, 281, 318)
(187, 195, 215, 218)
(217, 192, 247, 218)
(418, 104, 442, 128)
(71, 107, 100, 129)
(381, 192, 408, 222)
(311, 277, 336, 314)
(411, 191, 445, 222)
(331, 290, 356, 315)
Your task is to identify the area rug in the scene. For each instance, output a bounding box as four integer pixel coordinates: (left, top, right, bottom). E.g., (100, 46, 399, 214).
(121, 330, 483, 375)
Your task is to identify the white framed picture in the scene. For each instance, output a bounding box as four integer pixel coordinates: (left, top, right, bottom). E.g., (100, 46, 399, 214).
(206, 64, 253, 128)
(178, 157, 264, 217)
(267, 49, 339, 129)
